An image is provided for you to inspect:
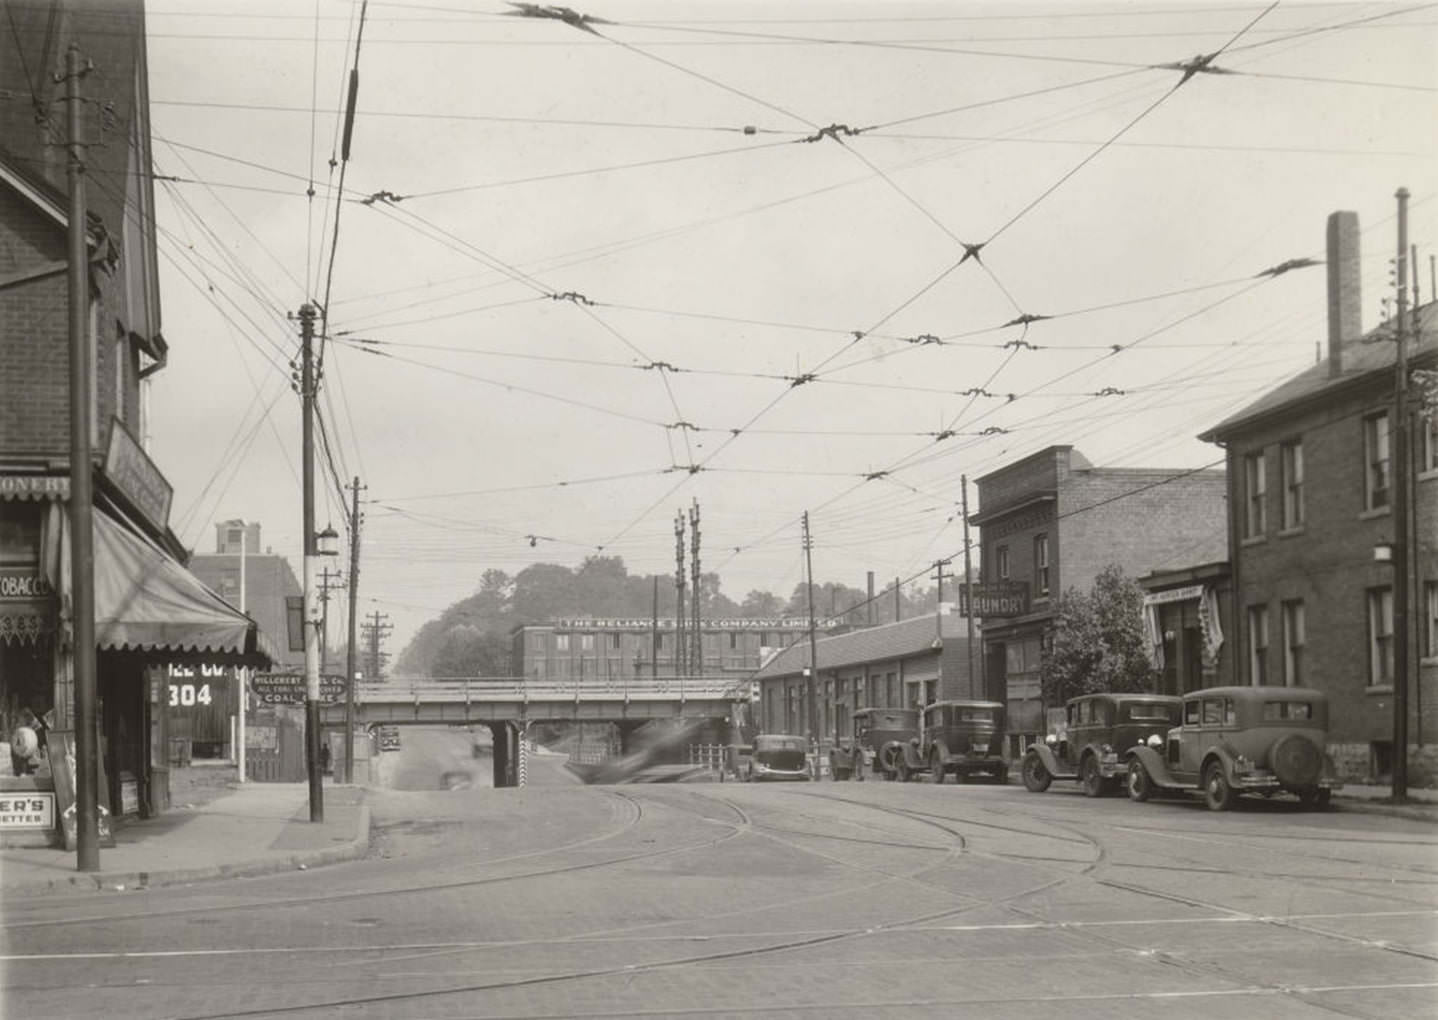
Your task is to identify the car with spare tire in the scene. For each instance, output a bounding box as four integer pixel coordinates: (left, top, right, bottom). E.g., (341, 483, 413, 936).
(1124, 685, 1341, 810)
(828, 707, 917, 781)
(1022, 692, 1182, 797)
(894, 700, 1007, 783)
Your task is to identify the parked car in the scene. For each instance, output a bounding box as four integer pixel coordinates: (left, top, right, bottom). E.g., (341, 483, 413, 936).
(1126, 686, 1342, 810)
(894, 700, 1007, 783)
(829, 707, 917, 781)
(1022, 693, 1182, 797)
(746, 734, 811, 782)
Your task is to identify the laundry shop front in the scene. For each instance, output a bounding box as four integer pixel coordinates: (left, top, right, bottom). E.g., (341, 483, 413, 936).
(1, 458, 276, 848)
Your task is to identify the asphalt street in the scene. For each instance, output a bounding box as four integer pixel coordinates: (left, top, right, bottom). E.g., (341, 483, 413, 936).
(2, 759, 1435, 1019)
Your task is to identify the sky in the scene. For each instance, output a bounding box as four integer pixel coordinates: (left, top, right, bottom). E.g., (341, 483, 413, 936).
(138, 0, 1438, 659)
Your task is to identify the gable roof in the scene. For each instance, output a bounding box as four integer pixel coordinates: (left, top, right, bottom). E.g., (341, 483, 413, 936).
(754, 613, 971, 680)
(1201, 302, 1436, 442)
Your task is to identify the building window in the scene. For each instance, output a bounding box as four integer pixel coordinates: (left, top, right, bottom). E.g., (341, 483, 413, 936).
(1034, 534, 1050, 595)
(1365, 412, 1391, 510)
(1368, 587, 1394, 685)
(1280, 440, 1304, 529)
(1247, 604, 1269, 685)
(1421, 417, 1438, 473)
(1243, 451, 1266, 537)
(1426, 582, 1438, 659)
(1281, 600, 1304, 686)
(655, 633, 664, 650)
(996, 545, 1010, 581)
(555, 635, 570, 652)
(612, 633, 622, 649)
(729, 633, 738, 650)
(580, 634, 595, 652)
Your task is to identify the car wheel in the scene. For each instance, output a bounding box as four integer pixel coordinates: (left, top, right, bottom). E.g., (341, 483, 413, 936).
(1127, 759, 1153, 802)
(1298, 787, 1332, 810)
(1203, 761, 1235, 811)
(929, 752, 945, 783)
(1022, 753, 1052, 793)
(1080, 754, 1105, 798)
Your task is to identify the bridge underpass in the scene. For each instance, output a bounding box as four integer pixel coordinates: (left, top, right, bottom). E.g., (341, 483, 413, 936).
(319, 676, 748, 787)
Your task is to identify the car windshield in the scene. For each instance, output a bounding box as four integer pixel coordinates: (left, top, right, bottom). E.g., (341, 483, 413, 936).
(1125, 703, 1174, 721)
(1262, 700, 1313, 721)
(958, 708, 994, 723)
(755, 736, 806, 752)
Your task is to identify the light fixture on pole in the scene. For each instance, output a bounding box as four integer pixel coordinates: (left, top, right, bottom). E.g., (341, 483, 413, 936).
(316, 526, 340, 558)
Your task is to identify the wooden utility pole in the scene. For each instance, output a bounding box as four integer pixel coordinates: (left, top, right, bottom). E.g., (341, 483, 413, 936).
(318, 567, 343, 677)
(689, 500, 701, 676)
(344, 477, 363, 784)
(674, 513, 686, 676)
(298, 303, 323, 822)
(1392, 186, 1411, 802)
(803, 513, 819, 744)
(65, 43, 100, 871)
(650, 576, 659, 680)
(362, 611, 392, 679)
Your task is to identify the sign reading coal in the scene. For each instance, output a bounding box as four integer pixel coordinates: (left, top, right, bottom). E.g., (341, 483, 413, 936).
(252, 672, 347, 705)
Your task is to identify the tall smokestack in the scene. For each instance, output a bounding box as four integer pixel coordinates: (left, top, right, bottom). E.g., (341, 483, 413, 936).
(1326, 210, 1361, 378)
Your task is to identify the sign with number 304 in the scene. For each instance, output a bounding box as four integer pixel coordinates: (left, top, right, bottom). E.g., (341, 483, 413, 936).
(168, 682, 214, 708)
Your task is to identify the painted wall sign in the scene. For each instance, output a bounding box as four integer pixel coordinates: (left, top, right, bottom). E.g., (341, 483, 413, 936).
(251, 672, 347, 705)
(958, 582, 1032, 618)
(0, 475, 70, 499)
(0, 569, 52, 601)
(103, 419, 173, 532)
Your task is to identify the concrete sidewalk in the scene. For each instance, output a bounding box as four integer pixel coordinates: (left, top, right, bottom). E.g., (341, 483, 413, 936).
(1332, 782, 1438, 823)
(0, 782, 369, 899)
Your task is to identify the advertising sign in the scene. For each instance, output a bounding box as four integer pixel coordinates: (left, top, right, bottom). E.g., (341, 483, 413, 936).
(251, 672, 347, 705)
(0, 793, 54, 829)
(958, 581, 1032, 618)
(104, 418, 174, 532)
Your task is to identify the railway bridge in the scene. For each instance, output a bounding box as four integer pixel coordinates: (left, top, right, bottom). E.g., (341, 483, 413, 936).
(319, 675, 748, 786)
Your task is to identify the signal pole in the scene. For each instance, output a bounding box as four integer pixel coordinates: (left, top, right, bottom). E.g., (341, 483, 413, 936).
(344, 477, 363, 784)
(65, 44, 99, 871)
(298, 303, 323, 822)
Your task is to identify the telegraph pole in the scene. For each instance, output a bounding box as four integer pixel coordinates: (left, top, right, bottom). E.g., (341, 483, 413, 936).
(65, 44, 99, 871)
(298, 303, 324, 822)
(318, 567, 343, 678)
(344, 477, 363, 784)
(674, 514, 686, 677)
(931, 558, 951, 657)
(363, 611, 392, 679)
(1392, 187, 1411, 802)
(962, 476, 977, 699)
(802, 513, 819, 745)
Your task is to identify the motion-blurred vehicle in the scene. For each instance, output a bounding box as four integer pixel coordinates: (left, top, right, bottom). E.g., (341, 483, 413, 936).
(746, 734, 811, 782)
(1126, 686, 1342, 810)
(439, 770, 473, 791)
(894, 700, 1008, 783)
(378, 726, 401, 752)
(1022, 693, 1181, 797)
(829, 707, 916, 781)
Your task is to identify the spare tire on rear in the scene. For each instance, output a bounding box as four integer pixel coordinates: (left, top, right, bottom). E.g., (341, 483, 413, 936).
(1270, 734, 1321, 786)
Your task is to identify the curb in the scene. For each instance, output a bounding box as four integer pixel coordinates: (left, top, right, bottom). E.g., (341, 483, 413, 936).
(1, 805, 371, 900)
(1333, 798, 1438, 823)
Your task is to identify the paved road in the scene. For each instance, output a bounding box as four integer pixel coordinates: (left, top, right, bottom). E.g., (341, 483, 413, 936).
(3, 778, 1434, 1018)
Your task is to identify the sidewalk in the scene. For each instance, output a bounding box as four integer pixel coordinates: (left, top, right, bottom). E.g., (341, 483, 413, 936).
(0, 781, 368, 899)
(1333, 782, 1438, 823)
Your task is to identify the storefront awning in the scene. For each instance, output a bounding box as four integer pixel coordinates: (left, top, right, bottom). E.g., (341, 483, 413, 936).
(91, 511, 279, 665)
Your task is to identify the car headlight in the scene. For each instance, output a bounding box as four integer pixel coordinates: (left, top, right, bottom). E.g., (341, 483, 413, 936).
(1146, 734, 1162, 749)
(1045, 734, 1058, 745)
(1233, 755, 1253, 774)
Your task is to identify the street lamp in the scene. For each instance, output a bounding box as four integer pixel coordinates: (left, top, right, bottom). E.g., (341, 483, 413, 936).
(316, 525, 340, 558)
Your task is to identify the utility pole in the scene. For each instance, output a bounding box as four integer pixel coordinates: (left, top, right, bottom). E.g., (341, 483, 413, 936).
(689, 500, 701, 677)
(866, 571, 875, 626)
(318, 567, 343, 678)
(650, 576, 659, 680)
(802, 513, 819, 745)
(894, 576, 901, 622)
(344, 477, 363, 785)
(962, 476, 977, 699)
(363, 611, 392, 680)
(65, 44, 99, 871)
(238, 525, 248, 784)
(298, 303, 323, 823)
(1392, 187, 1411, 802)
(931, 558, 951, 650)
(674, 514, 686, 677)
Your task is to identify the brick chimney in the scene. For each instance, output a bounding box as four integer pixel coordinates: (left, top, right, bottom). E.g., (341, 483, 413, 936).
(1326, 210, 1361, 377)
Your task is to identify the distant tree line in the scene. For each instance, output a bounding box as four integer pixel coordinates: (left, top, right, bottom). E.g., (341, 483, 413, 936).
(393, 555, 942, 678)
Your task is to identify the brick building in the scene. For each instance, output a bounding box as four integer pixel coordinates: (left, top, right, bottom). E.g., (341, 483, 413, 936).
(1199, 210, 1437, 783)
(971, 446, 1228, 755)
(1, 2, 273, 840)
(512, 617, 837, 683)
(752, 614, 978, 746)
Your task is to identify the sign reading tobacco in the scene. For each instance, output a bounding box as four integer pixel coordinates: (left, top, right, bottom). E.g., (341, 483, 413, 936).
(251, 672, 348, 705)
(958, 581, 1031, 618)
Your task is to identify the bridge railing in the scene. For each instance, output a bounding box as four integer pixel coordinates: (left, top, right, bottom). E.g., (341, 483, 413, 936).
(351, 675, 748, 704)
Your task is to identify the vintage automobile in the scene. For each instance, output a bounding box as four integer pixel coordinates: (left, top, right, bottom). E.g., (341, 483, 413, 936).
(828, 707, 918, 781)
(746, 734, 811, 782)
(1021, 693, 1182, 797)
(893, 700, 1008, 783)
(1126, 685, 1342, 810)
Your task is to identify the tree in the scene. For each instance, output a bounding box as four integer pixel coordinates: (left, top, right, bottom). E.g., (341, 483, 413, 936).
(1040, 565, 1158, 706)
(740, 589, 784, 617)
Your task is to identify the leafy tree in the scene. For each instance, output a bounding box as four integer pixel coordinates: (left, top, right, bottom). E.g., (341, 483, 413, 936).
(1039, 565, 1158, 705)
(740, 589, 784, 617)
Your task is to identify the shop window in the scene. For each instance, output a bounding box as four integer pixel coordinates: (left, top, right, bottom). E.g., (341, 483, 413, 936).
(1243, 450, 1266, 537)
(1365, 412, 1390, 510)
(1368, 587, 1394, 685)
(1280, 440, 1304, 529)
